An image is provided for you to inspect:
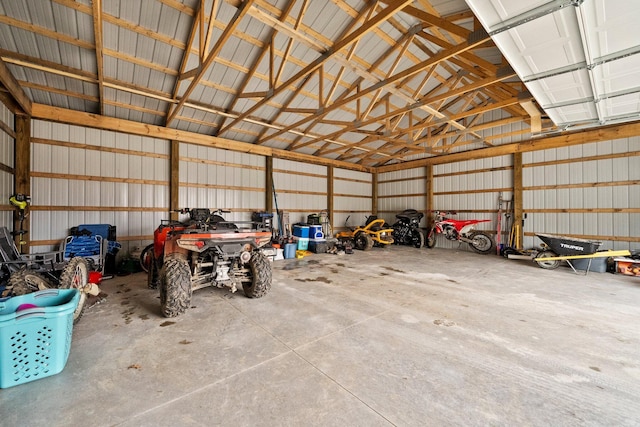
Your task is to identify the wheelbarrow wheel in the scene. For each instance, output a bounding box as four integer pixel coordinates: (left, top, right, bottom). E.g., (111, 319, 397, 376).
(536, 250, 561, 270)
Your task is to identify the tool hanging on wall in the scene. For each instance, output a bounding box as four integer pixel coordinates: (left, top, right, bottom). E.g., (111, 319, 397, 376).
(9, 193, 30, 254)
(496, 193, 512, 255)
(271, 173, 283, 239)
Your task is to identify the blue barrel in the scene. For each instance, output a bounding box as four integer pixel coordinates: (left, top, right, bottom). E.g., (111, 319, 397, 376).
(284, 243, 297, 259)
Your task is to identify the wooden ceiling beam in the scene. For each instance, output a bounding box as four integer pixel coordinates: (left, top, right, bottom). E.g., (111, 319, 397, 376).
(219, 0, 414, 135)
(376, 119, 640, 172)
(31, 103, 371, 172)
(0, 57, 31, 115)
(91, 0, 105, 115)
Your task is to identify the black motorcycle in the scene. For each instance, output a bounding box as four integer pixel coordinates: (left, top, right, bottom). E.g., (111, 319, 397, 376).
(390, 209, 425, 248)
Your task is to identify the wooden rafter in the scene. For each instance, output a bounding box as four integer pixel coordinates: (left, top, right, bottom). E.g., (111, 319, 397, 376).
(91, 0, 104, 115)
(219, 0, 415, 135)
(166, 0, 255, 126)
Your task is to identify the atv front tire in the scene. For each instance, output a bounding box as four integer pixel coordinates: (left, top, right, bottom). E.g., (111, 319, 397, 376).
(160, 257, 192, 317)
(242, 251, 272, 298)
(354, 232, 374, 251)
(9, 268, 53, 296)
(59, 257, 89, 324)
(139, 243, 154, 273)
(147, 254, 159, 289)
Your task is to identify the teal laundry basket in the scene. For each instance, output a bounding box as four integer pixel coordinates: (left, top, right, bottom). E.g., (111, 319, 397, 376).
(0, 289, 79, 388)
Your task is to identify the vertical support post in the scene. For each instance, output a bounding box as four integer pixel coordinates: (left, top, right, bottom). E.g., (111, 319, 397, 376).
(265, 156, 273, 212)
(14, 115, 30, 252)
(327, 166, 334, 235)
(371, 172, 378, 216)
(426, 164, 433, 226)
(169, 140, 180, 221)
(513, 152, 524, 250)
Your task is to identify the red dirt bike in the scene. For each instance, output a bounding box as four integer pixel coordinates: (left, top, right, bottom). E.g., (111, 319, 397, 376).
(425, 210, 495, 254)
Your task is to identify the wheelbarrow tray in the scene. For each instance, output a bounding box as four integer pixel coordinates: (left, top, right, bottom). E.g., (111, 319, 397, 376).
(536, 233, 602, 256)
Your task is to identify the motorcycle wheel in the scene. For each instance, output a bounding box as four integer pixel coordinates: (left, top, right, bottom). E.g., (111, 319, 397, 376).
(535, 250, 561, 269)
(160, 257, 192, 318)
(412, 229, 424, 248)
(354, 232, 374, 251)
(242, 251, 272, 298)
(59, 257, 89, 324)
(468, 231, 494, 254)
(425, 227, 437, 249)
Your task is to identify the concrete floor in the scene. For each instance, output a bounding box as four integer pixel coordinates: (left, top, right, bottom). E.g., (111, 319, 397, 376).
(1, 246, 639, 426)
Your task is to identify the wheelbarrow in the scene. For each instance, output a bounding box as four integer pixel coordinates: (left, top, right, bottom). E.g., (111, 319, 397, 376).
(533, 233, 630, 275)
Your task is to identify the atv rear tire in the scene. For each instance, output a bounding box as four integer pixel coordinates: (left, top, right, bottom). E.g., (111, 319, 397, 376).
(468, 231, 494, 254)
(354, 232, 374, 251)
(59, 257, 89, 324)
(242, 251, 272, 298)
(9, 268, 53, 296)
(160, 257, 192, 317)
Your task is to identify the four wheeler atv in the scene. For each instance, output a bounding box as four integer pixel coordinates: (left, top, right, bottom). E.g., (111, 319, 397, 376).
(335, 215, 394, 251)
(147, 208, 273, 317)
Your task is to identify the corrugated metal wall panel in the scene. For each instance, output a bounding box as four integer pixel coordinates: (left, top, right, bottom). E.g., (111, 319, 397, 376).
(30, 120, 170, 256)
(522, 137, 639, 251)
(272, 158, 327, 225)
(179, 142, 267, 223)
(333, 167, 372, 232)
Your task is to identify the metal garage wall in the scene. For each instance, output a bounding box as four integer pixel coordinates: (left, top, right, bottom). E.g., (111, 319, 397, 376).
(378, 167, 427, 227)
(432, 156, 512, 249)
(272, 158, 327, 231)
(522, 138, 640, 251)
(333, 168, 372, 233)
(0, 102, 14, 228)
(179, 142, 266, 223)
(30, 120, 170, 256)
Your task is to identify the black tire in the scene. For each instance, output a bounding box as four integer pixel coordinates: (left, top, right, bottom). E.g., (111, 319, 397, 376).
(159, 257, 192, 317)
(147, 254, 159, 289)
(354, 232, 374, 251)
(412, 229, 424, 248)
(59, 257, 89, 324)
(139, 244, 154, 273)
(468, 231, 494, 254)
(536, 250, 561, 270)
(425, 227, 437, 249)
(8, 268, 53, 296)
(242, 251, 272, 298)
